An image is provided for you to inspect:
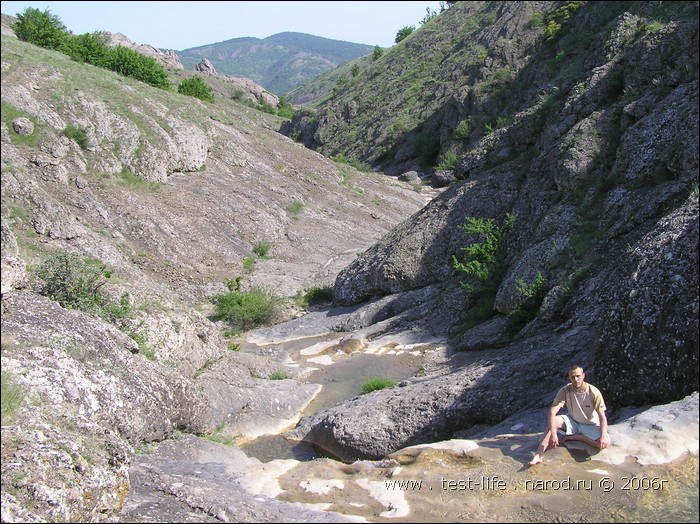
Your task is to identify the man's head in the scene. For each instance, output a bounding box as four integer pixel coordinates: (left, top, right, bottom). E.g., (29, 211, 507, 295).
(568, 365, 585, 389)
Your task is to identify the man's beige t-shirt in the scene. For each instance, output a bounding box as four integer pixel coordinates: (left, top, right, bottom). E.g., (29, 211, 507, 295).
(552, 383, 606, 426)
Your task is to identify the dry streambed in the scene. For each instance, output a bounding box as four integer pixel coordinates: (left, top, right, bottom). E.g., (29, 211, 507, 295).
(122, 309, 699, 522)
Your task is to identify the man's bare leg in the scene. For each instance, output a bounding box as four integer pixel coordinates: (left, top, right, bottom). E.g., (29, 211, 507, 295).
(562, 433, 602, 449)
(529, 430, 553, 466)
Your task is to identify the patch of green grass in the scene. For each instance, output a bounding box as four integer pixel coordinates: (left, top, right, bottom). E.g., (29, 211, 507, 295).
(269, 371, 290, 380)
(252, 241, 272, 258)
(435, 151, 459, 171)
(117, 166, 161, 191)
(192, 358, 216, 379)
(1, 101, 41, 147)
(134, 442, 158, 455)
(242, 256, 256, 274)
(362, 377, 396, 394)
(285, 201, 306, 219)
(1, 370, 24, 425)
(295, 286, 334, 308)
(125, 330, 156, 361)
(202, 422, 238, 446)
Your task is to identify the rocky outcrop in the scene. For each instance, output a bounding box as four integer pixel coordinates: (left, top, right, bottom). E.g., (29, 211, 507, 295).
(0, 25, 426, 523)
(1, 2, 698, 521)
(597, 197, 699, 405)
(105, 32, 184, 70)
(194, 56, 216, 75)
(283, 3, 700, 461)
(223, 74, 279, 107)
(118, 393, 699, 522)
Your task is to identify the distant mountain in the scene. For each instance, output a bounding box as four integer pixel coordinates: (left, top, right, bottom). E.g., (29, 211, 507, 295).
(177, 32, 375, 96)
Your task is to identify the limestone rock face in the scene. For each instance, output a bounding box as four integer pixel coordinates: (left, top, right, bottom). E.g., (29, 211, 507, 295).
(11, 116, 33, 135)
(194, 56, 216, 75)
(277, 5, 700, 467)
(1, 2, 698, 522)
(105, 32, 185, 69)
(0, 21, 427, 522)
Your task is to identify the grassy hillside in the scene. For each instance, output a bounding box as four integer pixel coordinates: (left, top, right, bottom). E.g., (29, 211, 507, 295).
(284, 1, 699, 176)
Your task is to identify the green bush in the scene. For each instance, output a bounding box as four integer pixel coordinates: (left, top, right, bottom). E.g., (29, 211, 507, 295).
(543, 1, 584, 41)
(34, 249, 131, 323)
(242, 256, 256, 274)
(395, 25, 415, 44)
(452, 214, 515, 293)
(436, 151, 459, 171)
(252, 241, 272, 258)
(62, 31, 111, 66)
(12, 9, 170, 90)
(106, 46, 171, 90)
(12, 7, 68, 50)
(415, 133, 440, 166)
(212, 277, 283, 334)
(277, 97, 295, 119)
(257, 101, 276, 114)
(178, 75, 214, 102)
(508, 272, 547, 333)
(362, 377, 396, 394)
(35, 250, 108, 312)
(454, 120, 472, 141)
(452, 214, 515, 337)
(63, 124, 89, 149)
(285, 200, 305, 219)
(231, 89, 246, 102)
(373, 46, 384, 61)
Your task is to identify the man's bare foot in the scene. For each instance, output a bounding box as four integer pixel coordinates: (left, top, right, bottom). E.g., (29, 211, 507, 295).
(528, 454, 543, 466)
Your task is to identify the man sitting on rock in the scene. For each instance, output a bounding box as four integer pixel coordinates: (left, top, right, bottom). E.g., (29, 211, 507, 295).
(529, 364, 610, 466)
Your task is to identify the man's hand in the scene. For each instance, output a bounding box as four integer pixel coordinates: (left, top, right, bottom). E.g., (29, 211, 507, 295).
(549, 432, 560, 448)
(598, 432, 610, 449)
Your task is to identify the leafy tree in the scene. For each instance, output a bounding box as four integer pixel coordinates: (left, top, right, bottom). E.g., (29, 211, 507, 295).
(395, 25, 415, 44)
(178, 75, 215, 102)
(372, 45, 384, 61)
(63, 32, 111, 66)
(12, 7, 68, 50)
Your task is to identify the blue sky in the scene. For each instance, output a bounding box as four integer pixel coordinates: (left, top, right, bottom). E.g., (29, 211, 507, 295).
(1, 1, 446, 49)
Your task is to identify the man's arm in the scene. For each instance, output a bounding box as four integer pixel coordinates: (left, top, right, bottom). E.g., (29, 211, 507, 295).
(598, 408, 610, 449)
(548, 405, 562, 447)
